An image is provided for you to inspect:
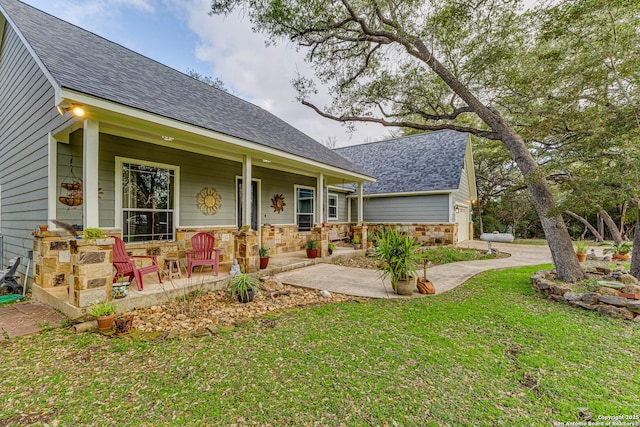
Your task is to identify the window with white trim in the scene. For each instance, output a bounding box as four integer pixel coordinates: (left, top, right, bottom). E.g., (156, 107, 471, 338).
(327, 193, 338, 221)
(295, 186, 314, 232)
(122, 162, 175, 242)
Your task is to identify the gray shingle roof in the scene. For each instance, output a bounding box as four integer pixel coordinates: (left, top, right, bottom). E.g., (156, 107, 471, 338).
(334, 130, 469, 194)
(0, 0, 369, 177)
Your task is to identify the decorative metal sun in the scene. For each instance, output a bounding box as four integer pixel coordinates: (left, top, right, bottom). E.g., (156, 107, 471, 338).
(197, 187, 222, 215)
(271, 193, 286, 213)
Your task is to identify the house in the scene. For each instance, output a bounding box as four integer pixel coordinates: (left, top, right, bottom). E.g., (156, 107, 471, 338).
(0, 0, 374, 310)
(335, 130, 477, 243)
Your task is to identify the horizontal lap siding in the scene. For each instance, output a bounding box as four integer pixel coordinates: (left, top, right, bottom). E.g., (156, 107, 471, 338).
(253, 166, 315, 226)
(0, 25, 68, 267)
(362, 195, 449, 223)
(452, 169, 470, 206)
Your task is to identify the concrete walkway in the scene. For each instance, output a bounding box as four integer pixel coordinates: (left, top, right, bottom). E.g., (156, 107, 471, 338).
(0, 301, 67, 340)
(275, 241, 553, 298)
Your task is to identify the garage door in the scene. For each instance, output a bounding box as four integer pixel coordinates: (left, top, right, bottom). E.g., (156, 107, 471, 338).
(455, 206, 469, 242)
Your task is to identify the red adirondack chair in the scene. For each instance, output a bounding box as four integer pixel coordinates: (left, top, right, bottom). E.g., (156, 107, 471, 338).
(111, 236, 162, 291)
(186, 232, 220, 278)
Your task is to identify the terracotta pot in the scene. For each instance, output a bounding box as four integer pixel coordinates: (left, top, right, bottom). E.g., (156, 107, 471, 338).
(306, 248, 318, 259)
(114, 316, 133, 336)
(394, 278, 415, 295)
(577, 253, 587, 262)
(417, 277, 436, 294)
(38, 225, 48, 232)
(96, 313, 116, 331)
(613, 253, 629, 261)
(259, 257, 270, 269)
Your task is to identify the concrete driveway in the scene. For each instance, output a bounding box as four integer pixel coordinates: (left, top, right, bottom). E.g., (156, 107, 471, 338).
(274, 241, 554, 298)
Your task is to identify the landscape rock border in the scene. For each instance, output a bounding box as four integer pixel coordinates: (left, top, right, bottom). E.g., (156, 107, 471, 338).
(531, 270, 640, 322)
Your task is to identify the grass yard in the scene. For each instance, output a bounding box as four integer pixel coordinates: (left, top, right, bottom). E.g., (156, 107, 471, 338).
(1, 265, 639, 426)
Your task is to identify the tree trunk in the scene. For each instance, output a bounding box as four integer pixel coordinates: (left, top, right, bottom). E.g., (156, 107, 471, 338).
(477, 201, 484, 235)
(619, 202, 627, 236)
(598, 213, 604, 240)
(412, 39, 585, 282)
(564, 210, 603, 242)
(599, 209, 623, 243)
(630, 207, 640, 279)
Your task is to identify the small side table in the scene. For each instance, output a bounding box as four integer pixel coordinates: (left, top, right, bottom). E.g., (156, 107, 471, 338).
(164, 256, 182, 280)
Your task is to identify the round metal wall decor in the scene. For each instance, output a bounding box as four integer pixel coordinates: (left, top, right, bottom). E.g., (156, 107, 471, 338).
(197, 187, 222, 215)
(271, 194, 286, 213)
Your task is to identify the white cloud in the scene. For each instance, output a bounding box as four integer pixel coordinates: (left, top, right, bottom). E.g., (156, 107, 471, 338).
(24, 0, 154, 29)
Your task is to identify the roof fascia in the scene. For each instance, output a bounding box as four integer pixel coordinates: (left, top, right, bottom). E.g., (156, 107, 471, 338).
(346, 190, 452, 199)
(0, 4, 62, 102)
(60, 89, 375, 183)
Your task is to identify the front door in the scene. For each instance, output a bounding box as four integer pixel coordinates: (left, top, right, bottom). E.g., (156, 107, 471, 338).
(237, 179, 258, 230)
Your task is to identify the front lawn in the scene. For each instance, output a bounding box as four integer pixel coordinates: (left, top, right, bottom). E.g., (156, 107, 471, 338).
(1, 265, 638, 426)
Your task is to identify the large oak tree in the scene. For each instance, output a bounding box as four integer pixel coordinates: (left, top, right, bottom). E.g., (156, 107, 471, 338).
(209, 0, 631, 282)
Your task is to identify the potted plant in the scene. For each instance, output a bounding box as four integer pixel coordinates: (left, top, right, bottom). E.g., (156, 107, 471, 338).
(374, 229, 424, 295)
(416, 249, 435, 294)
(259, 247, 270, 269)
(83, 227, 105, 239)
(328, 242, 336, 256)
(599, 241, 632, 261)
(88, 300, 116, 331)
(306, 240, 318, 259)
(112, 273, 130, 299)
(352, 235, 361, 250)
(575, 241, 588, 263)
(227, 273, 263, 303)
(114, 315, 134, 336)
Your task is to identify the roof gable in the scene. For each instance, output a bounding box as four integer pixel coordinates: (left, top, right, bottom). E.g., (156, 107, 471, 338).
(0, 0, 368, 177)
(335, 130, 470, 194)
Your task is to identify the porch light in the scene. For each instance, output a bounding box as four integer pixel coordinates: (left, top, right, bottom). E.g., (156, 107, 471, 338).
(56, 104, 85, 117)
(161, 135, 175, 141)
(455, 206, 460, 214)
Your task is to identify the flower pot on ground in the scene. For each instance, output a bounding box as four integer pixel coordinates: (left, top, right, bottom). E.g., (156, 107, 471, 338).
(114, 316, 133, 335)
(259, 247, 270, 269)
(374, 229, 424, 295)
(599, 241, 632, 261)
(112, 281, 130, 299)
(352, 235, 361, 250)
(306, 240, 318, 259)
(416, 255, 436, 295)
(328, 242, 336, 256)
(88, 301, 116, 331)
(575, 241, 588, 263)
(227, 273, 263, 303)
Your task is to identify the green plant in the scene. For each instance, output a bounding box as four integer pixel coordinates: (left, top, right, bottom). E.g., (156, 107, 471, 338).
(306, 240, 317, 250)
(575, 240, 588, 255)
(374, 229, 424, 288)
(352, 235, 361, 245)
(599, 241, 632, 255)
(241, 224, 251, 232)
(328, 242, 336, 252)
(83, 227, 105, 239)
(259, 247, 270, 258)
(88, 300, 115, 317)
(226, 273, 263, 300)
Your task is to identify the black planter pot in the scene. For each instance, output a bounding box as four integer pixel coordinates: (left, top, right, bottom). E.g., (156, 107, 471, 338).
(237, 289, 255, 303)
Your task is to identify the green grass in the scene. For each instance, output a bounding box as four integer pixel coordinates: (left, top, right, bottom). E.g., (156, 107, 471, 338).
(1, 265, 639, 426)
(512, 239, 550, 245)
(424, 246, 495, 265)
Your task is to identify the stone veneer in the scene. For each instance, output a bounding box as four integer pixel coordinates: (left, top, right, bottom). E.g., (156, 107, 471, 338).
(531, 270, 640, 321)
(365, 223, 457, 245)
(260, 225, 309, 255)
(235, 230, 259, 273)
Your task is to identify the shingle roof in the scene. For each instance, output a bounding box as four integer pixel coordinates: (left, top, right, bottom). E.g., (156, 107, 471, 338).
(0, 0, 369, 177)
(334, 130, 469, 194)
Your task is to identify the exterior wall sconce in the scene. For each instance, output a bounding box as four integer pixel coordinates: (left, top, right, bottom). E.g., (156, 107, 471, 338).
(56, 104, 85, 117)
(455, 206, 460, 214)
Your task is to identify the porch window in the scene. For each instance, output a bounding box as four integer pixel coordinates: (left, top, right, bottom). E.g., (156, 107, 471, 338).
(327, 193, 338, 221)
(295, 186, 314, 232)
(122, 161, 175, 242)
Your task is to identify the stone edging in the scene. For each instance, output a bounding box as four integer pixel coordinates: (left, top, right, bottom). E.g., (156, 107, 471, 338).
(531, 270, 640, 322)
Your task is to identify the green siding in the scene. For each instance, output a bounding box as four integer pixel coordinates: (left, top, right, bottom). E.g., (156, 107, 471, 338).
(361, 194, 450, 223)
(253, 166, 315, 226)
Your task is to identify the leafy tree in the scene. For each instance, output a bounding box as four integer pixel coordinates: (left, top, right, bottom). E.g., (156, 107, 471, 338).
(209, 0, 632, 281)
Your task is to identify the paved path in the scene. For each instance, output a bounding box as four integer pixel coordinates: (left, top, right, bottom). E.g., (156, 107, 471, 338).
(0, 301, 67, 340)
(275, 241, 553, 298)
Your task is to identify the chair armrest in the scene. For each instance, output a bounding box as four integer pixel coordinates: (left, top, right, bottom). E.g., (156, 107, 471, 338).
(131, 255, 157, 265)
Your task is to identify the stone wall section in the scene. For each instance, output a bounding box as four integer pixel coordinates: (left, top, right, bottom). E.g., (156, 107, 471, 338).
(235, 230, 259, 273)
(69, 238, 115, 307)
(531, 270, 640, 321)
(365, 223, 457, 245)
(260, 225, 308, 255)
(33, 231, 72, 289)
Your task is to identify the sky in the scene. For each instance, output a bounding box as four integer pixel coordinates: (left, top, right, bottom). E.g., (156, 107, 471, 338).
(20, 0, 386, 148)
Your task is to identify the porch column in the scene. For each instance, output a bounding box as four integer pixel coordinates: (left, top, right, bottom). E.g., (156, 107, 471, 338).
(47, 133, 57, 225)
(83, 119, 100, 228)
(242, 155, 252, 229)
(317, 173, 324, 225)
(357, 182, 364, 225)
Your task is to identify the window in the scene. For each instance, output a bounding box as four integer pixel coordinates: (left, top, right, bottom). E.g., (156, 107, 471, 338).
(121, 161, 175, 242)
(328, 193, 338, 221)
(295, 186, 314, 232)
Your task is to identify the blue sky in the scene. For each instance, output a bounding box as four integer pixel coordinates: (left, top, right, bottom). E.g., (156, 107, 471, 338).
(20, 0, 382, 146)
